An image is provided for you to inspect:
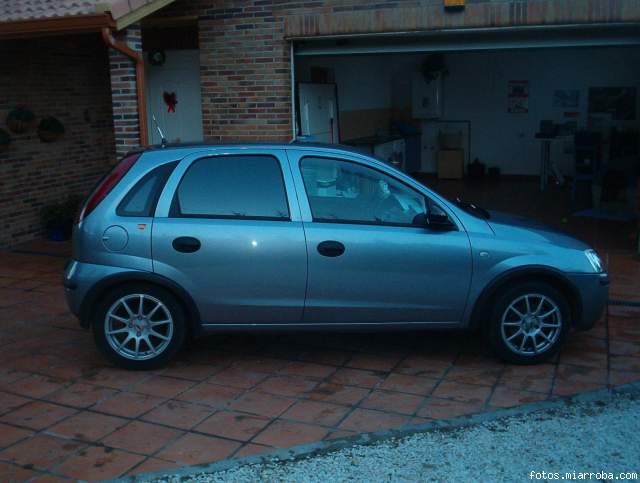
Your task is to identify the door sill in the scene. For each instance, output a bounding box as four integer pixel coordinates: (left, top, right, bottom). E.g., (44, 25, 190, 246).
(200, 321, 462, 332)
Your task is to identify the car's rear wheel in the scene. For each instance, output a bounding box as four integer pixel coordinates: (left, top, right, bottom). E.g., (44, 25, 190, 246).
(488, 282, 570, 364)
(92, 283, 186, 370)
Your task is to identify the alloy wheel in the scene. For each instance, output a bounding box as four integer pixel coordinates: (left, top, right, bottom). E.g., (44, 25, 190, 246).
(500, 293, 562, 356)
(104, 293, 174, 361)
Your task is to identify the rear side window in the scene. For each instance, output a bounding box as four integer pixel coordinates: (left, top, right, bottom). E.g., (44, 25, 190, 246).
(172, 155, 290, 220)
(117, 162, 177, 217)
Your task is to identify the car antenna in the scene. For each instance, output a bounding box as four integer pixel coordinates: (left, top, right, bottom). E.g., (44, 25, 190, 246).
(152, 115, 167, 148)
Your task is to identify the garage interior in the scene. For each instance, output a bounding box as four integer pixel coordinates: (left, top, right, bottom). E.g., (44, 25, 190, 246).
(292, 26, 640, 254)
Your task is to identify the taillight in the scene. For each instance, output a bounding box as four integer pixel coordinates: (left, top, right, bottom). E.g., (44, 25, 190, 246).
(78, 152, 141, 223)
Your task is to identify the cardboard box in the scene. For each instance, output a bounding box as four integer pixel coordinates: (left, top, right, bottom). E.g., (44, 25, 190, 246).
(438, 131, 464, 150)
(437, 150, 465, 179)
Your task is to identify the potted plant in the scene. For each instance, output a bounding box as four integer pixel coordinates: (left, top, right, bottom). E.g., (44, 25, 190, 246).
(37, 116, 65, 143)
(0, 128, 10, 152)
(6, 106, 35, 134)
(421, 54, 449, 83)
(40, 194, 83, 241)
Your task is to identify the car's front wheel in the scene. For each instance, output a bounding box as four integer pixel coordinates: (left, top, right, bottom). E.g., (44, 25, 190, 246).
(488, 282, 570, 364)
(92, 283, 186, 370)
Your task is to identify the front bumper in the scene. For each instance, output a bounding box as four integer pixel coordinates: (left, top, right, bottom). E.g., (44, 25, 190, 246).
(566, 272, 609, 330)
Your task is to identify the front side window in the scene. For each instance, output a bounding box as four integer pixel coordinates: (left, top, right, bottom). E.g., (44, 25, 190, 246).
(173, 155, 289, 220)
(300, 157, 427, 226)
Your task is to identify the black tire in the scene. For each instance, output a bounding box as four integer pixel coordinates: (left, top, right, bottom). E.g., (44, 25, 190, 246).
(92, 283, 186, 370)
(488, 282, 570, 364)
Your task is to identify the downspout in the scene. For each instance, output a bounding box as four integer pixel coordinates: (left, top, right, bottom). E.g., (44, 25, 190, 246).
(101, 27, 149, 146)
(290, 41, 297, 141)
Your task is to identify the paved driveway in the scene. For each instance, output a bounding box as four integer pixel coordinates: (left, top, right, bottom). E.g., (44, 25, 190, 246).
(0, 249, 638, 481)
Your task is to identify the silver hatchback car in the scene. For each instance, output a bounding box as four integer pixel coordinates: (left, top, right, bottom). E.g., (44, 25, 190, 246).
(64, 143, 608, 370)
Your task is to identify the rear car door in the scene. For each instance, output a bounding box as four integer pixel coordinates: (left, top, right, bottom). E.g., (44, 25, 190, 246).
(152, 149, 307, 325)
(287, 149, 472, 325)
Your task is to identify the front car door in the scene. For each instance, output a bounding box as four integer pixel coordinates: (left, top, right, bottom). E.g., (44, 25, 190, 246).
(287, 149, 472, 326)
(152, 149, 307, 325)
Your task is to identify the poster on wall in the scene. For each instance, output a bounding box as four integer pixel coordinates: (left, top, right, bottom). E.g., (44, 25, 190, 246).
(588, 87, 637, 120)
(553, 89, 580, 108)
(507, 80, 529, 113)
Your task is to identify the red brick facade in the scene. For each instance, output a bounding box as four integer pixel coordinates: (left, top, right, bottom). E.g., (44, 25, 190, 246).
(0, 34, 115, 247)
(109, 24, 144, 158)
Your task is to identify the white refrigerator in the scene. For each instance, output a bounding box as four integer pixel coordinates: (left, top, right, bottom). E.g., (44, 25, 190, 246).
(297, 83, 339, 143)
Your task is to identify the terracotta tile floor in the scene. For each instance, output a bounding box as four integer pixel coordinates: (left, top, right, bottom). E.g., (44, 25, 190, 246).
(0, 242, 638, 480)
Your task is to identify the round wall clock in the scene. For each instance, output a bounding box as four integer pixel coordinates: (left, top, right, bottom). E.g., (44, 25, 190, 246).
(148, 49, 166, 66)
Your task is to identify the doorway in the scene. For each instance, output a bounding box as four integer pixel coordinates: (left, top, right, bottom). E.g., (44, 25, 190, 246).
(142, 21, 203, 145)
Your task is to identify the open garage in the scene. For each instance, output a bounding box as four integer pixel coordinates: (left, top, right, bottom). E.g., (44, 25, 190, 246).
(292, 25, 640, 253)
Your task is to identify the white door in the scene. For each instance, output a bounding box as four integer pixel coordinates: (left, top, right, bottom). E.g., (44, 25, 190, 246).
(145, 50, 204, 144)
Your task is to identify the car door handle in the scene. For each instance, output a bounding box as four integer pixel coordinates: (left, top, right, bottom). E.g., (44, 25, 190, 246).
(317, 240, 345, 257)
(172, 236, 201, 253)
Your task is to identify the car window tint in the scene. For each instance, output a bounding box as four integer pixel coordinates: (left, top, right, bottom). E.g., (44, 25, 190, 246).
(300, 156, 426, 226)
(118, 162, 177, 217)
(174, 155, 289, 220)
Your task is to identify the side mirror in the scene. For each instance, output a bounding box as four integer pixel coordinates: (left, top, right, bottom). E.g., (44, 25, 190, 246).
(427, 212, 456, 231)
(412, 212, 456, 231)
(413, 199, 457, 231)
(427, 199, 456, 231)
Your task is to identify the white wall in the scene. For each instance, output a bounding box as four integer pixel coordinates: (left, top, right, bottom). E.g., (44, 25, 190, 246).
(297, 46, 640, 175)
(297, 55, 394, 111)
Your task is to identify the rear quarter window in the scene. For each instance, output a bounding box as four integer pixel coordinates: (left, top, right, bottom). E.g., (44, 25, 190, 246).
(117, 162, 177, 217)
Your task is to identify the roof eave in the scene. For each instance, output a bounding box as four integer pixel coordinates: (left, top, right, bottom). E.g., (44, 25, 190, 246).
(114, 0, 176, 30)
(0, 13, 116, 38)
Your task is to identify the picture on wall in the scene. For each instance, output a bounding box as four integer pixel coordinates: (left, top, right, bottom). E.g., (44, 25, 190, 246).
(507, 80, 529, 114)
(508, 80, 529, 98)
(553, 89, 580, 108)
(588, 87, 637, 120)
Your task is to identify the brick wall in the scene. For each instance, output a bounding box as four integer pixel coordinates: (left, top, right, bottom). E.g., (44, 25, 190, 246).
(156, 0, 640, 142)
(0, 34, 116, 247)
(109, 24, 143, 158)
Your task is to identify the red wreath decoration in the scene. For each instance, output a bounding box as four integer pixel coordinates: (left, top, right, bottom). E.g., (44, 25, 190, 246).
(163, 91, 177, 113)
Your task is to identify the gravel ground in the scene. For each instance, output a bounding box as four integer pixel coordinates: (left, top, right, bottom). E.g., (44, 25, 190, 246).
(147, 394, 640, 483)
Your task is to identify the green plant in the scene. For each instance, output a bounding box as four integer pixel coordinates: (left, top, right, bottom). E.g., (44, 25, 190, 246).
(63, 194, 83, 216)
(6, 106, 35, 133)
(421, 54, 449, 83)
(40, 194, 82, 228)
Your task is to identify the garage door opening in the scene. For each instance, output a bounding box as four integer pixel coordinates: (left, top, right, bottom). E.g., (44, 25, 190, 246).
(292, 29, 640, 252)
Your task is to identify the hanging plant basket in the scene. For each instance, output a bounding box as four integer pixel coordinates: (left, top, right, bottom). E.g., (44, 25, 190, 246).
(0, 128, 10, 152)
(6, 106, 36, 134)
(37, 116, 65, 143)
(420, 54, 449, 84)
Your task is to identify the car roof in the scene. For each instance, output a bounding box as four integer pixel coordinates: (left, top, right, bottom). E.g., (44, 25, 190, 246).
(141, 141, 371, 159)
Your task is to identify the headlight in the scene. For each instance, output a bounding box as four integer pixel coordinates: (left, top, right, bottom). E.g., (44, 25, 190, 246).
(584, 249, 604, 273)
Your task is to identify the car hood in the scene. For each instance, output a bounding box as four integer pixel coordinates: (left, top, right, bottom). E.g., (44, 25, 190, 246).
(487, 211, 590, 250)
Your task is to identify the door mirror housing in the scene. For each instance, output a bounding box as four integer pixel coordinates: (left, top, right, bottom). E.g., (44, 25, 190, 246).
(413, 199, 457, 231)
(427, 211, 456, 231)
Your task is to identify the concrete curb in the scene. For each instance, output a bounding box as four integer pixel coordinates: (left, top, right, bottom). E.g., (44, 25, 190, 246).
(108, 381, 640, 483)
